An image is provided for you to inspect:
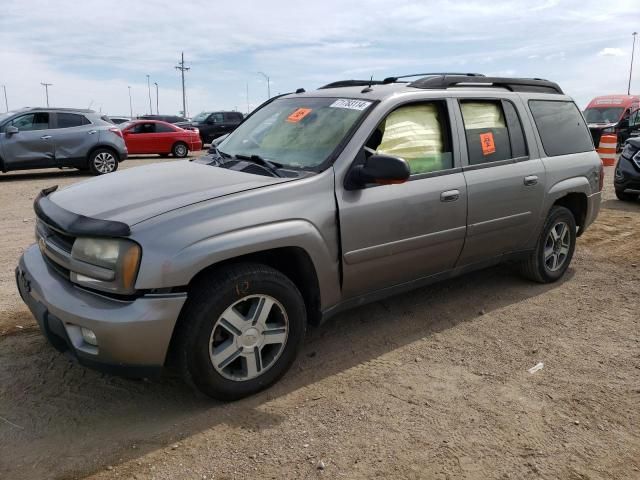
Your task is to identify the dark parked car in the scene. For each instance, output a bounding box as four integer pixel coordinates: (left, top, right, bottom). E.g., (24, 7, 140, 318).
(614, 137, 640, 201)
(189, 111, 244, 144)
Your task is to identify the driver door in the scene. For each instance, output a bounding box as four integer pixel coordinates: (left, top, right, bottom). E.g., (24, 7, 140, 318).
(1, 112, 55, 170)
(336, 99, 468, 299)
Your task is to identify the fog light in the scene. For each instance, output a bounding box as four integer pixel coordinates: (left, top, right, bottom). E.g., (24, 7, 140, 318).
(81, 327, 98, 346)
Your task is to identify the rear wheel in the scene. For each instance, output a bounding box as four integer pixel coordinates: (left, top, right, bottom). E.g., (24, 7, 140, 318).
(172, 142, 189, 158)
(174, 263, 306, 400)
(615, 189, 638, 202)
(518, 206, 576, 283)
(88, 149, 118, 175)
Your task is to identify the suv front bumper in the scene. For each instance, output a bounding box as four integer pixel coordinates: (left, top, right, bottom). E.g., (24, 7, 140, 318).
(16, 245, 186, 377)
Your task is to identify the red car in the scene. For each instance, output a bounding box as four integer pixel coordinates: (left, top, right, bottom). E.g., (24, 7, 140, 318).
(119, 120, 202, 157)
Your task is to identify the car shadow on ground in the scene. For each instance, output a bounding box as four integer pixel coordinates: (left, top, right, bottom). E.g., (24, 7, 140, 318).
(600, 198, 640, 212)
(0, 169, 90, 182)
(0, 264, 573, 480)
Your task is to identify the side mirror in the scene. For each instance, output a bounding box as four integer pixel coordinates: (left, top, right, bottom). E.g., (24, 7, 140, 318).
(347, 154, 410, 189)
(5, 125, 18, 136)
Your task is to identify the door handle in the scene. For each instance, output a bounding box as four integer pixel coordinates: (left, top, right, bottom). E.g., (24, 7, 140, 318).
(87, 130, 98, 135)
(40, 135, 52, 140)
(524, 175, 538, 186)
(440, 189, 460, 202)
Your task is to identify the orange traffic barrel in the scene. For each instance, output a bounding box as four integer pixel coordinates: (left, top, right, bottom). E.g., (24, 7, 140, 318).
(597, 134, 617, 166)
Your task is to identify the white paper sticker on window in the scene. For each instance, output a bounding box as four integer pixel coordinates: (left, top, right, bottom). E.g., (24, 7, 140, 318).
(329, 99, 372, 111)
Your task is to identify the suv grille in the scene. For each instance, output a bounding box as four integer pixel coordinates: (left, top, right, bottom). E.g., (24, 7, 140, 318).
(36, 220, 76, 279)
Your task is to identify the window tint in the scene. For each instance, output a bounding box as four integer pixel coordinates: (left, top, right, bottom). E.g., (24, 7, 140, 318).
(529, 100, 594, 156)
(367, 102, 453, 175)
(225, 112, 243, 122)
(155, 123, 175, 133)
(460, 101, 512, 165)
(57, 113, 87, 128)
(7, 112, 50, 132)
(131, 123, 156, 134)
(210, 113, 224, 123)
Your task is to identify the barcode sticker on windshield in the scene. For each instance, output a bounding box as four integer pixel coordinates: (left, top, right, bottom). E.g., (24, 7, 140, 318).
(330, 99, 372, 111)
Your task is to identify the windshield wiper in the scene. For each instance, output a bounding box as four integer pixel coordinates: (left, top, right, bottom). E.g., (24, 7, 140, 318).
(234, 154, 283, 177)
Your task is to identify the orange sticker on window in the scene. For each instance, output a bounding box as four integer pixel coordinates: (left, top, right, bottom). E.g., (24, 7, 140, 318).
(480, 132, 496, 155)
(287, 108, 312, 123)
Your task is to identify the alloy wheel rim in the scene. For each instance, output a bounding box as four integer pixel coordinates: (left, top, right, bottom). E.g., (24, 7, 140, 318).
(175, 145, 187, 156)
(94, 152, 116, 173)
(544, 221, 571, 272)
(209, 294, 289, 382)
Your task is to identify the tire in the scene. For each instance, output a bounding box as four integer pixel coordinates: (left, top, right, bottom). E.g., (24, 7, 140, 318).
(174, 263, 307, 400)
(88, 148, 119, 175)
(172, 142, 189, 158)
(615, 189, 638, 202)
(518, 206, 576, 283)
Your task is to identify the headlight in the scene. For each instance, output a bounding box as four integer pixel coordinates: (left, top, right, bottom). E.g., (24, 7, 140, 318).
(71, 238, 141, 294)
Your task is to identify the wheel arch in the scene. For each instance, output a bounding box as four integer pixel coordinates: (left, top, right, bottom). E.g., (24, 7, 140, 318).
(545, 177, 590, 236)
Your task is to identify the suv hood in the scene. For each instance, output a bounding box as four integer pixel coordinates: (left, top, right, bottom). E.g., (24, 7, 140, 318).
(49, 161, 291, 226)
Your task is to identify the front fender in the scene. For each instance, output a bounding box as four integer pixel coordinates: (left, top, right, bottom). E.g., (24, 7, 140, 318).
(153, 220, 341, 310)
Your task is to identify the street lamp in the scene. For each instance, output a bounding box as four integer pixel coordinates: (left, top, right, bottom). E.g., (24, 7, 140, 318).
(128, 86, 133, 119)
(146, 74, 152, 114)
(154, 82, 159, 115)
(41, 82, 52, 107)
(257, 71, 271, 99)
(629, 32, 638, 95)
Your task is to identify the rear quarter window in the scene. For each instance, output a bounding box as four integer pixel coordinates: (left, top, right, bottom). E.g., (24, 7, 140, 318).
(528, 100, 594, 156)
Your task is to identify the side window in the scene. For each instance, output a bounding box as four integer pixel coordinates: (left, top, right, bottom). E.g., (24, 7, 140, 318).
(131, 123, 156, 134)
(155, 123, 174, 133)
(7, 112, 50, 132)
(529, 100, 594, 157)
(210, 113, 224, 123)
(460, 100, 512, 165)
(629, 108, 640, 127)
(56, 113, 86, 129)
(367, 102, 453, 175)
(225, 112, 243, 123)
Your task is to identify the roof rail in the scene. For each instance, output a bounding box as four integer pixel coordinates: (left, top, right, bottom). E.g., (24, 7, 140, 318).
(318, 80, 386, 89)
(382, 73, 485, 84)
(408, 75, 563, 94)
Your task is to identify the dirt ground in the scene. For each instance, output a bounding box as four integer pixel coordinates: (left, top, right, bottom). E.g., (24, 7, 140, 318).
(0, 163, 639, 480)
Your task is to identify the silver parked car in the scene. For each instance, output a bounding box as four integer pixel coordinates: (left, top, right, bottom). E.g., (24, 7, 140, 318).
(0, 108, 128, 175)
(16, 74, 602, 400)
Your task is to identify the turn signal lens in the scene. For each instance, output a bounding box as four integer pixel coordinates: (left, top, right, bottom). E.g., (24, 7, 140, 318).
(121, 243, 141, 291)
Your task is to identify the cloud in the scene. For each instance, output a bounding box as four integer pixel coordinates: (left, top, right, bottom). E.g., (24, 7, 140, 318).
(598, 48, 625, 57)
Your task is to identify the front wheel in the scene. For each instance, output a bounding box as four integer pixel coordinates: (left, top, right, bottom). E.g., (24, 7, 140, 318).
(518, 206, 576, 283)
(172, 142, 189, 158)
(174, 263, 307, 400)
(88, 149, 119, 175)
(615, 189, 638, 202)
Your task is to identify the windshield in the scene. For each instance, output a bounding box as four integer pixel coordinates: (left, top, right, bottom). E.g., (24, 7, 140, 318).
(583, 107, 624, 124)
(218, 97, 373, 169)
(192, 111, 213, 122)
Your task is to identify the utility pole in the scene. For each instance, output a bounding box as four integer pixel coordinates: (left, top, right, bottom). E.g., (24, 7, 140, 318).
(257, 71, 271, 99)
(146, 75, 153, 114)
(175, 52, 190, 118)
(154, 82, 159, 114)
(128, 86, 133, 118)
(2, 85, 7, 112)
(41, 82, 52, 107)
(629, 32, 638, 95)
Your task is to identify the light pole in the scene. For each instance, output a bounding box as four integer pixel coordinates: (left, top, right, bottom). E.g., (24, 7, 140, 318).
(629, 32, 638, 95)
(257, 71, 271, 99)
(154, 82, 159, 114)
(146, 74, 152, 115)
(41, 82, 52, 107)
(2, 85, 7, 112)
(128, 86, 133, 119)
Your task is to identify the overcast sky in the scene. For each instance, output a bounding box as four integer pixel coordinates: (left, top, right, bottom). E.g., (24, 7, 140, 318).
(0, 0, 637, 117)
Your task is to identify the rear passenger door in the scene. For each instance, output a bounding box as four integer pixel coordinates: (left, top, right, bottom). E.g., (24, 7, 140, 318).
(337, 99, 468, 299)
(455, 98, 546, 266)
(51, 112, 95, 166)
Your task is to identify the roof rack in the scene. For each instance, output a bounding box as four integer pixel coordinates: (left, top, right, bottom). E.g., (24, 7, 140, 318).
(382, 73, 485, 84)
(318, 80, 386, 89)
(407, 75, 563, 94)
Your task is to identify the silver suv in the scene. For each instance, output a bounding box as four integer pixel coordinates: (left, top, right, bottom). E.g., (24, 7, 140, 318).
(16, 74, 602, 400)
(0, 108, 128, 175)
